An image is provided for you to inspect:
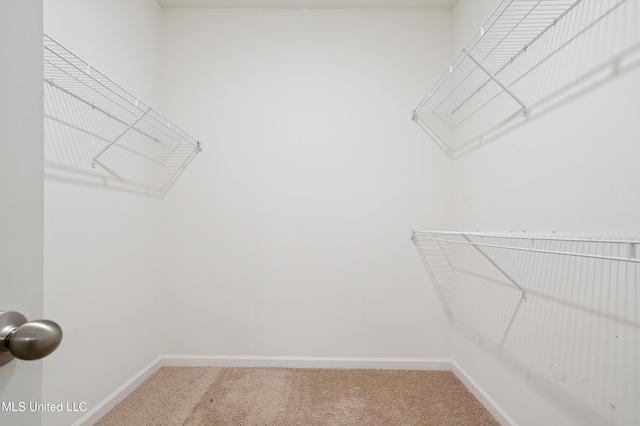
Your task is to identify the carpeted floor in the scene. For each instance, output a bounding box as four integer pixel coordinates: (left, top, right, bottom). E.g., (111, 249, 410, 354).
(96, 367, 499, 425)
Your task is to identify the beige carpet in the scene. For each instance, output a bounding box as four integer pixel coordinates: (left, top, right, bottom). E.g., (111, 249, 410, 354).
(96, 367, 499, 425)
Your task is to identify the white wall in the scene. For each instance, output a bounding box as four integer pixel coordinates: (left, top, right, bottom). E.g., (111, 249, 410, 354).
(158, 9, 453, 359)
(37, 4, 455, 424)
(42, 1, 164, 425)
(0, 1, 44, 425)
(449, 0, 640, 425)
(37, 1, 640, 424)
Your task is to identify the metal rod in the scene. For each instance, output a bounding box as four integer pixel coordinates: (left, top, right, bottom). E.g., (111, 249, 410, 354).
(460, 234, 527, 302)
(463, 51, 528, 116)
(414, 234, 640, 264)
(92, 107, 151, 168)
(413, 230, 640, 246)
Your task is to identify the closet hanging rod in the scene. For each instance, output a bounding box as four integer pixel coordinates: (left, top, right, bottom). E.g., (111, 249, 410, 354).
(411, 230, 640, 264)
(413, 230, 640, 246)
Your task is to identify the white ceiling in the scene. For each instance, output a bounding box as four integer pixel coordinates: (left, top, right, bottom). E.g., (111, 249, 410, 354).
(157, 0, 458, 9)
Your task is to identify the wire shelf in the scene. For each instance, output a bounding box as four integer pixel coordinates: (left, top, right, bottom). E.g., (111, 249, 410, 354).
(411, 229, 640, 423)
(411, 230, 640, 302)
(412, 0, 636, 157)
(43, 34, 202, 197)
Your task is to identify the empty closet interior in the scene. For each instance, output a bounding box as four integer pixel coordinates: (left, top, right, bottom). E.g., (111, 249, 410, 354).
(12, 0, 639, 425)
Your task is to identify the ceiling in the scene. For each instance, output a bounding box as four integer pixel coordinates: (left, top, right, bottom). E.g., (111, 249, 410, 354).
(157, 0, 458, 9)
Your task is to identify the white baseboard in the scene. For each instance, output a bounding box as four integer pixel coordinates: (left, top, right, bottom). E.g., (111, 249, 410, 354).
(452, 360, 517, 426)
(161, 355, 452, 371)
(79, 356, 513, 426)
(73, 356, 163, 426)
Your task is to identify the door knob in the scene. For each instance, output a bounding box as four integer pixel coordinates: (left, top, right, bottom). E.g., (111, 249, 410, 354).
(0, 311, 63, 367)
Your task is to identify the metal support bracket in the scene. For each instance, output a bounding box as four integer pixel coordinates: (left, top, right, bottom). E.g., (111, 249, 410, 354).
(92, 107, 152, 168)
(463, 50, 528, 117)
(461, 234, 528, 302)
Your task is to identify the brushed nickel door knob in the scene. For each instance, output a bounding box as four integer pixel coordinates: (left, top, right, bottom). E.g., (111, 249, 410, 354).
(0, 311, 63, 367)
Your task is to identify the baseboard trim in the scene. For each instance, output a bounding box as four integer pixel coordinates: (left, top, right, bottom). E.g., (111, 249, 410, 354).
(72, 356, 163, 426)
(77, 356, 513, 426)
(452, 360, 517, 426)
(162, 355, 452, 371)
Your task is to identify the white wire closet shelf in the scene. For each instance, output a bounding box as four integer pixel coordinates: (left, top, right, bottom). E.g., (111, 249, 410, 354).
(43, 34, 202, 197)
(412, 0, 634, 157)
(410, 230, 640, 303)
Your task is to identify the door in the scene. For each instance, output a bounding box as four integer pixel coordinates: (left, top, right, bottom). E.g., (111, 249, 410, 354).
(0, 1, 45, 425)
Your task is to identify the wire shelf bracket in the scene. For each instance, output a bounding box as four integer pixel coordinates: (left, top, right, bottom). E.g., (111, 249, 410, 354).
(462, 49, 528, 118)
(91, 106, 152, 168)
(459, 233, 527, 302)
